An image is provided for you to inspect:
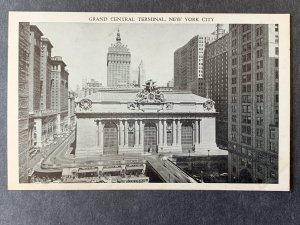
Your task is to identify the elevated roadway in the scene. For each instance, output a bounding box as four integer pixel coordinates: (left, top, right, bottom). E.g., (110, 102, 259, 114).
(36, 132, 198, 183)
(146, 155, 198, 183)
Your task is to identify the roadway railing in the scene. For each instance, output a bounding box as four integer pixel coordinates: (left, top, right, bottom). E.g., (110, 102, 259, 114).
(164, 159, 198, 183)
(145, 161, 167, 183)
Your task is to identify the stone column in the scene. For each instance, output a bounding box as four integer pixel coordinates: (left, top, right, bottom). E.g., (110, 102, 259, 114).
(177, 119, 182, 146)
(199, 119, 202, 143)
(99, 120, 104, 152)
(140, 120, 144, 147)
(159, 119, 163, 146)
(134, 120, 139, 147)
(97, 121, 100, 146)
(163, 119, 167, 146)
(124, 120, 128, 147)
(120, 120, 124, 146)
(195, 119, 199, 144)
(172, 120, 177, 146)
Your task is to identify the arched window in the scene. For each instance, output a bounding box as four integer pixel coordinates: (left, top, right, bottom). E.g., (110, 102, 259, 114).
(181, 121, 193, 152)
(128, 122, 135, 147)
(103, 122, 118, 155)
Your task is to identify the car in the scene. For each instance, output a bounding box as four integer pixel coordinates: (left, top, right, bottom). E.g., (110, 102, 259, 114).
(220, 173, 228, 176)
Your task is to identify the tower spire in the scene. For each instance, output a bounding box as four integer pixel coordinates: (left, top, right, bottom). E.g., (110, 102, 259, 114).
(116, 28, 121, 42)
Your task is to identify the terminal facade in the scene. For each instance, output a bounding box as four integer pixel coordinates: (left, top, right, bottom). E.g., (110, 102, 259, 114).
(75, 80, 226, 160)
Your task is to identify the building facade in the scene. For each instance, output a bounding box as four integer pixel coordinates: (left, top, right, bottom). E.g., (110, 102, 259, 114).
(174, 35, 215, 96)
(40, 38, 53, 110)
(21, 25, 58, 149)
(228, 24, 279, 183)
(107, 29, 131, 88)
(28, 25, 46, 148)
(204, 33, 229, 148)
(75, 81, 226, 160)
(18, 23, 73, 182)
(51, 56, 69, 133)
(82, 78, 103, 97)
(32, 39, 57, 148)
(18, 22, 31, 182)
(28, 25, 43, 113)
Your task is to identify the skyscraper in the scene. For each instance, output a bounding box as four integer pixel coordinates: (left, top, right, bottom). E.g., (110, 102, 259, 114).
(107, 29, 131, 88)
(28, 25, 43, 113)
(204, 33, 229, 148)
(51, 56, 69, 133)
(40, 38, 53, 110)
(138, 60, 145, 88)
(174, 35, 215, 96)
(228, 24, 279, 183)
(18, 22, 31, 183)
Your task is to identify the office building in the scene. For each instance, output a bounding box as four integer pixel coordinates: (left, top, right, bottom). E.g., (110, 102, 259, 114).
(18, 22, 31, 182)
(228, 24, 279, 183)
(204, 33, 229, 148)
(40, 38, 53, 110)
(51, 56, 69, 133)
(28, 25, 43, 113)
(107, 29, 131, 88)
(174, 35, 215, 96)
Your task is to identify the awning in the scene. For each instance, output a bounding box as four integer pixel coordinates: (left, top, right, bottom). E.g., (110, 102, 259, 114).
(126, 166, 144, 170)
(78, 168, 98, 173)
(102, 167, 122, 172)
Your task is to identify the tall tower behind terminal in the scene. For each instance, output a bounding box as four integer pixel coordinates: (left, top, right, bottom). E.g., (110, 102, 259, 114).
(107, 29, 131, 88)
(138, 60, 146, 88)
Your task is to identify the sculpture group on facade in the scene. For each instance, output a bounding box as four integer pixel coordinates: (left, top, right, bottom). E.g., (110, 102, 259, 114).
(135, 79, 165, 104)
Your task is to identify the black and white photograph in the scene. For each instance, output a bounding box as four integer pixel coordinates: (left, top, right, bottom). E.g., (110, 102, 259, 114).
(7, 12, 290, 190)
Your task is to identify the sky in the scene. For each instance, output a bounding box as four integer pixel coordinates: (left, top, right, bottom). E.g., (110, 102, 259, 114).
(34, 23, 228, 90)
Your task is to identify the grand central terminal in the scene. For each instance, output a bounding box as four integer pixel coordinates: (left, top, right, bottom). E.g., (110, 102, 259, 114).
(75, 80, 227, 161)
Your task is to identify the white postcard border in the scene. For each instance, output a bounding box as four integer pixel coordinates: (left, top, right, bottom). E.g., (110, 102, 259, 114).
(7, 12, 290, 191)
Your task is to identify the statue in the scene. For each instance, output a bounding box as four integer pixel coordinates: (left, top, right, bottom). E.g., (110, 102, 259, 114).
(135, 79, 165, 103)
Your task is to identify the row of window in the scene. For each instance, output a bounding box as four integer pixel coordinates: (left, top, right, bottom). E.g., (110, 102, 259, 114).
(231, 104, 265, 115)
(231, 127, 265, 138)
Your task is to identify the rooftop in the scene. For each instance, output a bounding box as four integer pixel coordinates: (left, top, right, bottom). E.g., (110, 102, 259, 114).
(51, 56, 66, 67)
(41, 37, 54, 48)
(85, 88, 209, 104)
(29, 25, 43, 37)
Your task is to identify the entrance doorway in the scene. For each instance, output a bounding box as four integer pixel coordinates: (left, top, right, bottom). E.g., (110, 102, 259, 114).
(103, 122, 118, 155)
(181, 122, 193, 152)
(144, 122, 157, 153)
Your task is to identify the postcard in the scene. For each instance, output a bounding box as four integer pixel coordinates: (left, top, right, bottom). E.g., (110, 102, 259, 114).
(7, 12, 290, 190)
